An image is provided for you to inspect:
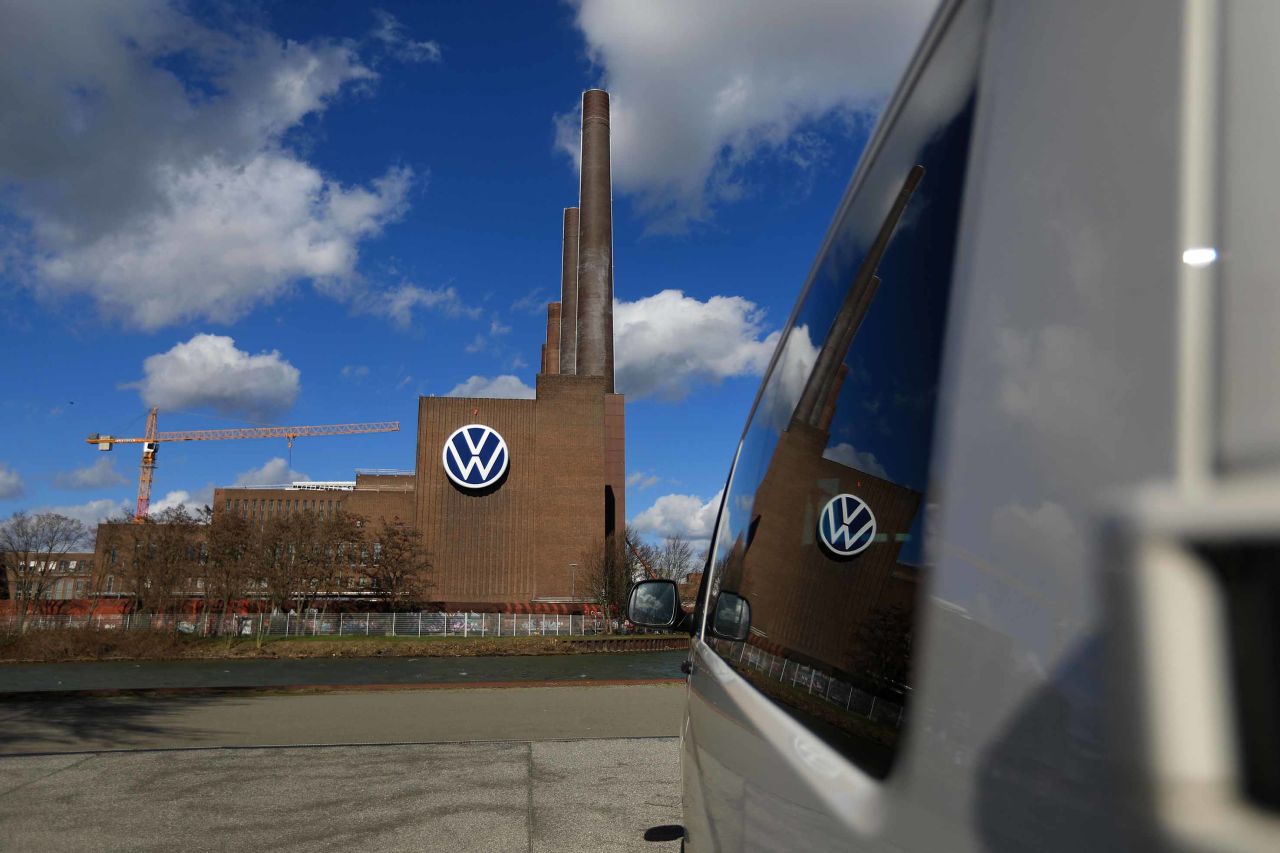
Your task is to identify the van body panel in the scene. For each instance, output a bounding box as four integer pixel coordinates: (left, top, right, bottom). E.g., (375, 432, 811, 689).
(678, 1, 1199, 850)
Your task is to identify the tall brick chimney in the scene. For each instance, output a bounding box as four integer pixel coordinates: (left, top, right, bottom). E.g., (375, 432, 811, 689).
(792, 166, 924, 428)
(574, 89, 614, 391)
(559, 207, 580, 374)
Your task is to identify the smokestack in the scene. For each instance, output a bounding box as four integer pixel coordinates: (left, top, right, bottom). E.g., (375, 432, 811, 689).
(545, 302, 562, 375)
(575, 89, 614, 391)
(792, 166, 924, 428)
(817, 364, 849, 433)
(559, 207, 580, 374)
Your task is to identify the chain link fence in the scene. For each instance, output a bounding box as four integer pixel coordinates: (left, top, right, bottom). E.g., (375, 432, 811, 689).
(1, 611, 628, 638)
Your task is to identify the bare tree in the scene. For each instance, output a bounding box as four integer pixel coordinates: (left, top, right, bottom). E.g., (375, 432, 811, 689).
(247, 509, 367, 621)
(251, 514, 298, 615)
(202, 506, 252, 639)
(106, 507, 202, 627)
(651, 534, 696, 581)
(854, 602, 914, 696)
(361, 515, 432, 610)
(0, 511, 89, 631)
(580, 525, 647, 633)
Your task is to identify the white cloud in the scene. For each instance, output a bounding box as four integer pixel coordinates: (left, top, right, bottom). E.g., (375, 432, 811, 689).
(36, 498, 131, 528)
(233, 458, 310, 487)
(54, 457, 128, 490)
(36, 157, 412, 329)
(130, 334, 301, 420)
(511, 288, 549, 315)
(627, 471, 661, 490)
(0, 463, 24, 499)
(631, 491, 722, 543)
(995, 324, 1130, 451)
(371, 10, 442, 63)
(0, 2, 418, 329)
(755, 323, 821, 430)
(341, 365, 370, 381)
(614, 289, 779, 400)
(150, 486, 214, 515)
(822, 443, 889, 480)
(990, 500, 1084, 606)
(560, 0, 935, 229)
(373, 284, 482, 328)
(445, 375, 536, 400)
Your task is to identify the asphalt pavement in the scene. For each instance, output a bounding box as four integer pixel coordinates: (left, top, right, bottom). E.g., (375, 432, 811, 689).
(0, 737, 683, 852)
(0, 683, 688, 851)
(0, 649, 688, 694)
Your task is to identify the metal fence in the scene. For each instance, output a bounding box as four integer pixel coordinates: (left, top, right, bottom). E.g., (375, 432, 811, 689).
(715, 637, 905, 728)
(1, 611, 625, 638)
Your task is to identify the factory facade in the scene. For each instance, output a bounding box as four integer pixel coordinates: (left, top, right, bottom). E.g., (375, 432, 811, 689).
(213, 90, 624, 612)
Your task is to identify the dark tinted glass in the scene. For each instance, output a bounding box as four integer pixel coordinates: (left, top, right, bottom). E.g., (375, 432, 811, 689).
(701, 8, 985, 778)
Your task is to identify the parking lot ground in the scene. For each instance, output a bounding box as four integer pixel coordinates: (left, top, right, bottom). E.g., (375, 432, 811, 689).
(0, 738, 683, 852)
(0, 684, 686, 851)
(0, 683, 685, 754)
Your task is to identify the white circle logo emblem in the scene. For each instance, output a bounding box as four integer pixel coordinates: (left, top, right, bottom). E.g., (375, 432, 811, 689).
(442, 424, 509, 490)
(818, 493, 876, 556)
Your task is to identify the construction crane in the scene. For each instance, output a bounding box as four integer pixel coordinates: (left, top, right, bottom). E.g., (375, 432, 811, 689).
(86, 407, 400, 522)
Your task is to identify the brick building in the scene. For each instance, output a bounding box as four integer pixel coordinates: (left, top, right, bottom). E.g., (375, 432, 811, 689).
(211, 89, 625, 612)
(1, 551, 96, 604)
(712, 256, 922, 682)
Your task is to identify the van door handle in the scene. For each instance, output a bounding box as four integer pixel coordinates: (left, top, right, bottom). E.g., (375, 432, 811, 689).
(680, 660, 693, 675)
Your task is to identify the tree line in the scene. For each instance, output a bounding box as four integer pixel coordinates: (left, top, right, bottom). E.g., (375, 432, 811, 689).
(4, 505, 701, 635)
(97, 506, 433, 623)
(0, 506, 433, 635)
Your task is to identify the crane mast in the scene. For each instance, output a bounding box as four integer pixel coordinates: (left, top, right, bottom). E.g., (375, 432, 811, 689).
(86, 408, 400, 522)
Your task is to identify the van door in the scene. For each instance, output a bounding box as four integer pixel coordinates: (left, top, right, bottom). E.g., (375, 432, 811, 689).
(680, 1, 988, 848)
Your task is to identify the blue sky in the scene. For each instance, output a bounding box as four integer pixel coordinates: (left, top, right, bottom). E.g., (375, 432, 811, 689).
(0, 0, 934, 545)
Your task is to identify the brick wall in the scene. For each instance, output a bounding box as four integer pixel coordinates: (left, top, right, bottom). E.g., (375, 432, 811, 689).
(415, 373, 622, 606)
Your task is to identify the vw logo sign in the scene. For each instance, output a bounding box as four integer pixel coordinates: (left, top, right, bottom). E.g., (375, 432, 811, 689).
(818, 493, 876, 557)
(442, 424, 509, 490)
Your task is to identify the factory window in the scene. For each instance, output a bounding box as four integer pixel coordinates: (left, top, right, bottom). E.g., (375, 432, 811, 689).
(57, 560, 69, 572)
(109, 547, 117, 565)
(104, 575, 114, 593)
(699, 9, 982, 781)
(226, 499, 231, 511)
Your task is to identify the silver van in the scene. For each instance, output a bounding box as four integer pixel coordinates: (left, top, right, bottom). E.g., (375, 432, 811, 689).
(628, 1, 1280, 849)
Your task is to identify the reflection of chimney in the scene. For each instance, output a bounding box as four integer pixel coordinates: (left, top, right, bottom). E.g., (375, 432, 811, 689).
(559, 207, 580, 374)
(544, 302, 562, 375)
(575, 89, 614, 391)
(817, 364, 849, 432)
(811, 275, 879, 424)
(792, 166, 924, 429)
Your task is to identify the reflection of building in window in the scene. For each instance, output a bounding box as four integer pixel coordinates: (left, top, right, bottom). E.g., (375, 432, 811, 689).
(717, 166, 925, 690)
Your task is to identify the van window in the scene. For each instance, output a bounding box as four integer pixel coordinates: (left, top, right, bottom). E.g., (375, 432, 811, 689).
(701, 14, 983, 778)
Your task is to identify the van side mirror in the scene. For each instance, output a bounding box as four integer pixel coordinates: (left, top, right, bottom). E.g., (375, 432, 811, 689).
(710, 592, 752, 641)
(628, 579, 680, 628)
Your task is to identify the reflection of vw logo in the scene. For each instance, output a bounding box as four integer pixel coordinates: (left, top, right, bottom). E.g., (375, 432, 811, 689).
(818, 493, 876, 556)
(442, 424, 509, 490)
